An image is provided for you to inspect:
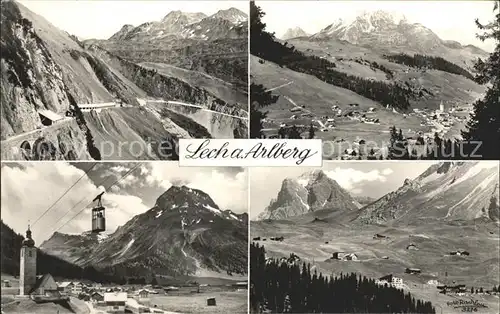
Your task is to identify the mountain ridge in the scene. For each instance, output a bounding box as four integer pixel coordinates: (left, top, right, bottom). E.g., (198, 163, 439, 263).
(258, 170, 361, 220)
(40, 185, 248, 278)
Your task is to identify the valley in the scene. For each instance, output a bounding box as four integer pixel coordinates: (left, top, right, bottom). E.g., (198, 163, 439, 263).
(1, 162, 249, 314)
(250, 162, 500, 313)
(250, 3, 494, 159)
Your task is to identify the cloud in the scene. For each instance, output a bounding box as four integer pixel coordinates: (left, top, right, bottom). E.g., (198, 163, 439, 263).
(1, 162, 149, 243)
(324, 167, 391, 190)
(1, 162, 248, 243)
(144, 163, 248, 213)
(382, 168, 394, 176)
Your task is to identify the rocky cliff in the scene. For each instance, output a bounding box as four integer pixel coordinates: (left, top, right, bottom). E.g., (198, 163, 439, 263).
(258, 170, 361, 220)
(41, 186, 248, 278)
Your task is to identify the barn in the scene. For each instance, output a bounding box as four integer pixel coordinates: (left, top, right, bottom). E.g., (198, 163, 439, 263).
(104, 292, 127, 313)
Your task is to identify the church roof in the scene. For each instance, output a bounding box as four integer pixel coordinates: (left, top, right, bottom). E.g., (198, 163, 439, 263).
(30, 274, 57, 293)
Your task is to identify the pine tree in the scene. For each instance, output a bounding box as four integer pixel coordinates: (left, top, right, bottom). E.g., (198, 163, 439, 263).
(250, 83, 279, 138)
(462, 1, 500, 159)
(288, 126, 302, 139)
(308, 122, 315, 139)
(278, 127, 287, 139)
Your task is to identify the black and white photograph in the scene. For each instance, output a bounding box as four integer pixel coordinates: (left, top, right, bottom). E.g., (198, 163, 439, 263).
(250, 1, 499, 160)
(1, 0, 249, 161)
(0, 162, 248, 313)
(250, 161, 500, 313)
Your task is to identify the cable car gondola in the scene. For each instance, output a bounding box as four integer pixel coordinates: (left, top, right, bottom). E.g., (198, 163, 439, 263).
(91, 191, 105, 233)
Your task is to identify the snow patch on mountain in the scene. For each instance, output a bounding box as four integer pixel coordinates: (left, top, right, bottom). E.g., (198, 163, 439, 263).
(117, 238, 135, 259)
(204, 204, 221, 214)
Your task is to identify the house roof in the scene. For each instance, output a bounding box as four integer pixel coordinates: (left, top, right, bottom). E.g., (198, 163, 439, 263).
(37, 110, 64, 122)
(104, 292, 127, 302)
(58, 281, 73, 288)
(30, 274, 57, 293)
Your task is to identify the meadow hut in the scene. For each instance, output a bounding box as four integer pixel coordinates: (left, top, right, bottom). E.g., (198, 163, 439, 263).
(207, 297, 216, 306)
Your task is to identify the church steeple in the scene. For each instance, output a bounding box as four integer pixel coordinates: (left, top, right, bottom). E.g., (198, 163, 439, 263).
(22, 225, 35, 247)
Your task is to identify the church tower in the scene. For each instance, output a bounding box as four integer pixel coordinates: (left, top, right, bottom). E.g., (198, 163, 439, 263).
(19, 225, 37, 296)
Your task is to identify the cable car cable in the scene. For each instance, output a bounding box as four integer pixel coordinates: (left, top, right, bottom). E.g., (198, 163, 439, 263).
(50, 163, 143, 234)
(32, 162, 98, 227)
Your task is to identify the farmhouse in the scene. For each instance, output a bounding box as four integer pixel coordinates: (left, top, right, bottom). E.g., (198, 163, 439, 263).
(104, 292, 127, 313)
(405, 268, 421, 274)
(137, 289, 149, 299)
(331, 252, 358, 261)
(449, 250, 470, 256)
(90, 292, 104, 303)
(406, 244, 418, 250)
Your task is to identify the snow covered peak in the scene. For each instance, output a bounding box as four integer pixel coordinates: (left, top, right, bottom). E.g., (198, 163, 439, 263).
(282, 27, 310, 40)
(357, 10, 407, 27)
(161, 10, 207, 25)
(299, 169, 326, 182)
(210, 7, 247, 24)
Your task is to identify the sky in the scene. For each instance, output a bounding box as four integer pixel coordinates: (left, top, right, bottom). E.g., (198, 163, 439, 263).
(1, 162, 247, 243)
(18, 0, 249, 40)
(250, 161, 438, 219)
(257, 1, 496, 53)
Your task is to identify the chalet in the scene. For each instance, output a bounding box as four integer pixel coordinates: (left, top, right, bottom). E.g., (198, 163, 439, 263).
(90, 292, 104, 303)
(437, 285, 466, 294)
(332, 252, 358, 261)
(37, 110, 64, 126)
(406, 244, 418, 250)
(405, 268, 421, 274)
(58, 281, 72, 293)
(449, 250, 470, 256)
(104, 292, 127, 313)
(332, 252, 346, 260)
(344, 253, 358, 261)
(376, 275, 403, 288)
(137, 289, 149, 299)
(207, 297, 216, 306)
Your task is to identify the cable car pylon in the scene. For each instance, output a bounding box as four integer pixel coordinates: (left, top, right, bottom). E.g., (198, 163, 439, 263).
(91, 191, 106, 233)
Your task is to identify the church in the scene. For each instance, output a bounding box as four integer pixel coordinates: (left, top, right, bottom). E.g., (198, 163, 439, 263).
(18, 226, 62, 301)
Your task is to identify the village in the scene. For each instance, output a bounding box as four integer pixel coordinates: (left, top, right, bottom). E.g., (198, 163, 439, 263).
(260, 93, 473, 159)
(252, 233, 500, 308)
(1, 214, 247, 314)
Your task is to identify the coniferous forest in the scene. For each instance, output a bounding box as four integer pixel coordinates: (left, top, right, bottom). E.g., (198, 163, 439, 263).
(250, 243, 436, 314)
(0, 220, 125, 284)
(382, 53, 475, 81)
